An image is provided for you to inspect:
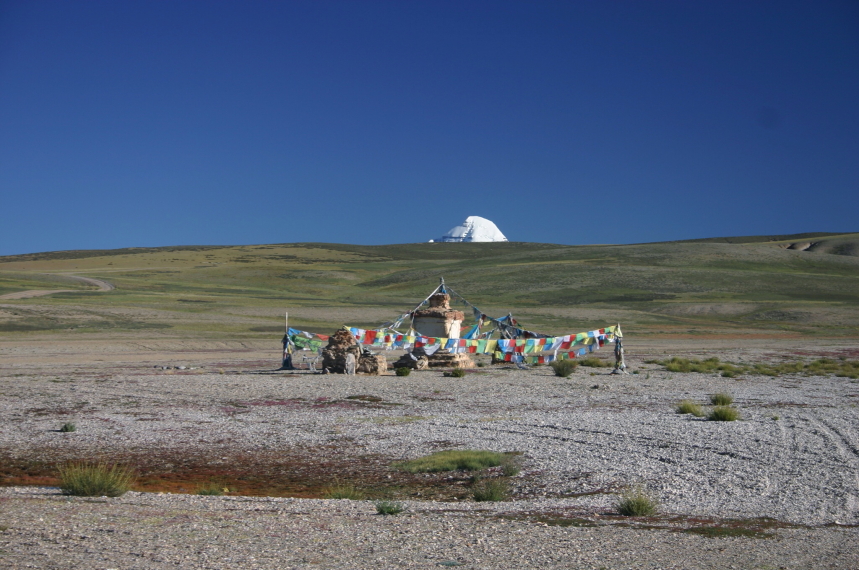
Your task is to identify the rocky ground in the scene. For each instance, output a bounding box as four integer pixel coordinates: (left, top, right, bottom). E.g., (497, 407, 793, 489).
(1, 338, 858, 569)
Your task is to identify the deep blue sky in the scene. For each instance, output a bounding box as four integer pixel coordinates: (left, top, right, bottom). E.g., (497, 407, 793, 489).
(1, 1, 857, 255)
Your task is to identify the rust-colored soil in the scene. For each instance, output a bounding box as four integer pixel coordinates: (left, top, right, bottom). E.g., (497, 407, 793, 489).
(0, 447, 489, 500)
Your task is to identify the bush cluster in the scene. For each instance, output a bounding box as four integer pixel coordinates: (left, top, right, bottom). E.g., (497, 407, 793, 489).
(675, 393, 740, 421)
(549, 360, 578, 377)
(394, 367, 411, 377)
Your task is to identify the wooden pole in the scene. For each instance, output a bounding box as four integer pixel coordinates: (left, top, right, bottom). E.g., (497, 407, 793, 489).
(282, 311, 291, 369)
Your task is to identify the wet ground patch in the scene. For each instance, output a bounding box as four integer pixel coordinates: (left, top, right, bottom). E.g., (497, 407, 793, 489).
(0, 446, 520, 501)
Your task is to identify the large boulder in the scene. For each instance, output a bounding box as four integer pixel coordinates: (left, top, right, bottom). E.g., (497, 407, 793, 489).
(357, 354, 387, 375)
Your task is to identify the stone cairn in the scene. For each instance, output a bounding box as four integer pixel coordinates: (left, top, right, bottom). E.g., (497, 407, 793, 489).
(321, 328, 387, 375)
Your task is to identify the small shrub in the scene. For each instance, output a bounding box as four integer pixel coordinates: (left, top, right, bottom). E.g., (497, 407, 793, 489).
(450, 368, 466, 378)
(395, 367, 411, 377)
(675, 400, 704, 417)
(375, 500, 404, 515)
(323, 482, 366, 500)
(477, 362, 485, 367)
(196, 483, 226, 496)
(614, 486, 659, 516)
(579, 357, 611, 368)
(59, 462, 136, 497)
(654, 356, 859, 378)
(772, 415, 780, 421)
(549, 360, 578, 377)
(708, 406, 740, 421)
(472, 478, 509, 502)
(710, 393, 734, 406)
(659, 357, 743, 376)
(396, 450, 505, 473)
(500, 456, 521, 477)
(59, 422, 76, 433)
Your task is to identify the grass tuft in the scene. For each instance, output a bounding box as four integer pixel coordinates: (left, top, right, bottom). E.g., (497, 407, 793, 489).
(472, 477, 510, 502)
(59, 462, 136, 497)
(396, 450, 506, 473)
(710, 392, 734, 406)
(196, 483, 227, 495)
(708, 406, 740, 421)
(655, 357, 859, 379)
(579, 357, 611, 368)
(549, 360, 578, 377)
(675, 400, 705, 417)
(614, 486, 659, 516)
(323, 482, 366, 500)
(59, 422, 76, 432)
(375, 500, 404, 515)
(394, 367, 411, 377)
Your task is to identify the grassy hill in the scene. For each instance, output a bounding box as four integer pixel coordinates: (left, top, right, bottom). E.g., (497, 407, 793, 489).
(1, 232, 858, 339)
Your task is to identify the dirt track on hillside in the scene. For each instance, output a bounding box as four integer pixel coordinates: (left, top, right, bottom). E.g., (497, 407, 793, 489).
(0, 274, 114, 300)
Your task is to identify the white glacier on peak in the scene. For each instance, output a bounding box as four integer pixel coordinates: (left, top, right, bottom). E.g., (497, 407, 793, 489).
(430, 216, 508, 243)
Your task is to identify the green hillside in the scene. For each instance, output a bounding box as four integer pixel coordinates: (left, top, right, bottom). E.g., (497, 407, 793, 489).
(1, 234, 858, 338)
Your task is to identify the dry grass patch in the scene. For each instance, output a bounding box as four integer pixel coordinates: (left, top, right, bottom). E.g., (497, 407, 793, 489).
(675, 400, 705, 417)
(395, 450, 506, 473)
(708, 406, 740, 421)
(578, 357, 612, 368)
(196, 483, 227, 496)
(710, 392, 734, 406)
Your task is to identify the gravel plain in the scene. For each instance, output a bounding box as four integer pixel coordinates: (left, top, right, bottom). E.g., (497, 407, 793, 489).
(1, 339, 858, 569)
